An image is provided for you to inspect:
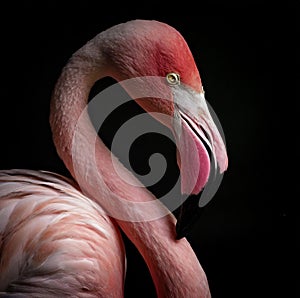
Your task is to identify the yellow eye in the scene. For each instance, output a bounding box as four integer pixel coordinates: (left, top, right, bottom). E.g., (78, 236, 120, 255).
(166, 72, 180, 85)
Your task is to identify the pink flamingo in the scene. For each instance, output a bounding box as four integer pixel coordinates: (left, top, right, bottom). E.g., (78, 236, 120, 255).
(0, 20, 228, 297)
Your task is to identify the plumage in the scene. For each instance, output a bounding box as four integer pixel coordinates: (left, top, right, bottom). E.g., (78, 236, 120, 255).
(0, 170, 125, 297)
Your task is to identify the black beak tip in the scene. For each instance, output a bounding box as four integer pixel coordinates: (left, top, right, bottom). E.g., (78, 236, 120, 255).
(174, 193, 204, 241)
(175, 223, 186, 240)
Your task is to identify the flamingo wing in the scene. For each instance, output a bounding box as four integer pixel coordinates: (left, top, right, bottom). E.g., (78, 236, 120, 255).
(0, 169, 125, 297)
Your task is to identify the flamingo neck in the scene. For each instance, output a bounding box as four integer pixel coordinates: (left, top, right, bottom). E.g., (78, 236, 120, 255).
(50, 40, 210, 298)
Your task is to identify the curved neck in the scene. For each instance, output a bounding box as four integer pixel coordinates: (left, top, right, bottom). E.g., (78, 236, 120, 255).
(50, 40, 210, 298)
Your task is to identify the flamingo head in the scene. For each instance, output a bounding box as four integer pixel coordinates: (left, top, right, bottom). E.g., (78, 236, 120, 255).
(101, 20, 228, 237)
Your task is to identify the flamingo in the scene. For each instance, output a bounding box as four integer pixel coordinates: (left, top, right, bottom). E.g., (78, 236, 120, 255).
(0, 20, 228, 297)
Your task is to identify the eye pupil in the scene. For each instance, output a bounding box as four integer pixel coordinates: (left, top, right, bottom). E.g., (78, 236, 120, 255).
(166, 72, 180, 85)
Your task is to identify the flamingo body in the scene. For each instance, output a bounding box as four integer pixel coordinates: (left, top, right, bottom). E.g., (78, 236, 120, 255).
(0, 170, 125, 297)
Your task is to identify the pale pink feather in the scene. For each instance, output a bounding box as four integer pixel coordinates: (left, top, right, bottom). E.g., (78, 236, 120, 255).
(0, 169, 125, 297)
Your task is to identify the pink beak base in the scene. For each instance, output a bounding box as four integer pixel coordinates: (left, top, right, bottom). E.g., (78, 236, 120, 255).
(176, 119, 211, 195)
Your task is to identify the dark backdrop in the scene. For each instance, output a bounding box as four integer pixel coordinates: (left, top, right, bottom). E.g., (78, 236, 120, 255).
(1, 3, 294, 298)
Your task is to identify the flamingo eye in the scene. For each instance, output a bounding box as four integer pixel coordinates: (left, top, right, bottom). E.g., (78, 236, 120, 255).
(166, 73, 180, 85)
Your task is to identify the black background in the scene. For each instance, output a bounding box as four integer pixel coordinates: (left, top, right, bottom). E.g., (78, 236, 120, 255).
(0, 3, 295, 298)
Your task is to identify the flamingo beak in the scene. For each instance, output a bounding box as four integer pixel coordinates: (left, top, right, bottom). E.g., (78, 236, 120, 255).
(171, 86, 228, 239)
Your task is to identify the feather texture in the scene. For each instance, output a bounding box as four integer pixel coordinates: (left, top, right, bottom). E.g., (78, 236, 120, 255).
(0, 170, 125, 297)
